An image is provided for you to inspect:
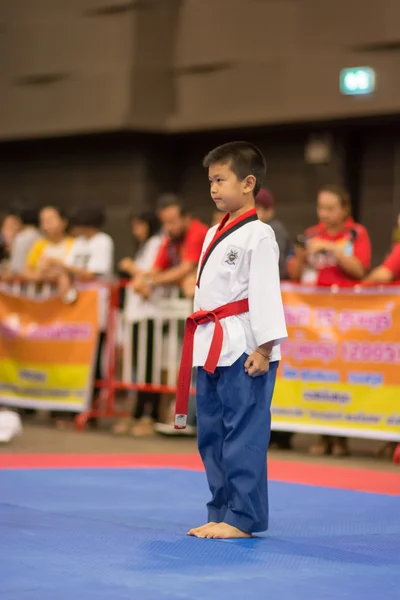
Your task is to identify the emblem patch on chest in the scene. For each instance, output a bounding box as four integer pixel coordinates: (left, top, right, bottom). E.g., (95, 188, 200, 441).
(223, 246, 242, 268)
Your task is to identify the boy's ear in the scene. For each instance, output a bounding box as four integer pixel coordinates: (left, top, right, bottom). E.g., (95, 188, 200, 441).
(243, 175, 256, 194)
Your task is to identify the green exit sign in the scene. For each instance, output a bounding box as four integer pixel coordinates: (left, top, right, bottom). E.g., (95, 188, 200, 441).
(340, 67, 375, 95)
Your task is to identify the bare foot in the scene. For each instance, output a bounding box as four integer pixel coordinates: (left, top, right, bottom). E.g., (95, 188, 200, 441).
(204, 522, 252, 539)
(187, 522, 217, 537)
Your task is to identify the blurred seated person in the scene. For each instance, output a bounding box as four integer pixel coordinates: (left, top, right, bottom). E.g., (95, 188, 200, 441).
(61, 207, 113, 274)
(1, 209, 22, 253)
(6, 206, 42, 277)
(114, 211, 163, 437)
(288, 185, 371, 288)
(0, 209, 23, 272)
(51, 207, 114, 300)
(133, 194, 208, 299)
(119, 211, 163, 281)
(133, 194, 208, 437)
(23, 206, 73, 282)
(364, 214, 400, 285)
(256, 188, 292, 280)
(288, 184, 371, 458)
(49, 207, 114, 428)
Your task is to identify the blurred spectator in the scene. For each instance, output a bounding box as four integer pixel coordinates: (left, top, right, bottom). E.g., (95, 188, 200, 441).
(24, 206, 73, 282)
(114, 211, 163, 436)
(180, 271, 197, 299)
(256, 188, 292, 279)
(60, 207, 113, 281)
(55, 206, 114, 309)
(52, 207, 114, 428)
(7, 206, 41, 276)
(288, 185, 371, 287)
(288, 184, 372, 458)
(132, 194, 208, 437)
(1, 210, 22, 252)
(119, 211, 163, 280)
(133, 194, 208, 298)
(364, 213, 400, 284)
(181, 209, 226, 300)
(0, 209, 23, 271)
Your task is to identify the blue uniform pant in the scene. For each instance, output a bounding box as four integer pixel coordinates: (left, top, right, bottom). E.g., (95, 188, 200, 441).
(196, 354, 278, 533)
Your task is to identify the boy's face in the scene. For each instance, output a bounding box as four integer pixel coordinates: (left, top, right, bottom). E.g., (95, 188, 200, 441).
(208, 162, 255, 213)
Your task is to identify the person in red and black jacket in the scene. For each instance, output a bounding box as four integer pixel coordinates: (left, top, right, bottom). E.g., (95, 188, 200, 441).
(132, 194, 208, 298)
(288, 184, 372, 457)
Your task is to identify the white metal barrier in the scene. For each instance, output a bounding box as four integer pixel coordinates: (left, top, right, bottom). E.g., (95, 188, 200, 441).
(122, 286, 192, 388)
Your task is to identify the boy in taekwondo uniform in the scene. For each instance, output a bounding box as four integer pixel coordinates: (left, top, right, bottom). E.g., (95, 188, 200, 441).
(175, 142, 287, 539)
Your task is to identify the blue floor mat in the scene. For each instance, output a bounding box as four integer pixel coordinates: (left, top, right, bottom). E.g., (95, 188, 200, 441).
(1, 468, 400, 600)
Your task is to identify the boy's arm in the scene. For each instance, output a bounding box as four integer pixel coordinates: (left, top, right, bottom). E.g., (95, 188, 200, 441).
(245, 236, 287, 377)
(249, 235, 287, 344)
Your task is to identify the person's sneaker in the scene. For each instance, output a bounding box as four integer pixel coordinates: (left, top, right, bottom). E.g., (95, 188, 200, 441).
(131, 416, 155, 437)
(153, 421, 197, 437)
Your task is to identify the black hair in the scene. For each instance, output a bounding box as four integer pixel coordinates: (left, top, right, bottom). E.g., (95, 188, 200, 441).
(318, 184, 352, 216)
(69, 207, 105, 229)
(156, 193, 186, 216)
(40, 205, 69, 221)
(203, 141, 266, 197)
(130, 210, 160, 239)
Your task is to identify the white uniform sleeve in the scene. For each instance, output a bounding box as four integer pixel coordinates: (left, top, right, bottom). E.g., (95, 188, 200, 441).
(248, 236, 287, 347)
(87, 236, 114, 275)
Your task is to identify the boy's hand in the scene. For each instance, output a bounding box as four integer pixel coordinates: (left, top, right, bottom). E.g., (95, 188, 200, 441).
(244, 350, 270, 378)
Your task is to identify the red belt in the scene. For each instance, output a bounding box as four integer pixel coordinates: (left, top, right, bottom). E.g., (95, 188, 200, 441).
(174, 298, 249, 429)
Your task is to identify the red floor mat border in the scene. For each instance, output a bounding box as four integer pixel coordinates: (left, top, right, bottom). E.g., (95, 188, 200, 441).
(1, 453, 399, 495)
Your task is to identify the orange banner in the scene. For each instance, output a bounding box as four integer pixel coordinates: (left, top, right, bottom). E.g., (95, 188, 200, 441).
(0, 289, 100, 411)
(273, 284, 400, 441)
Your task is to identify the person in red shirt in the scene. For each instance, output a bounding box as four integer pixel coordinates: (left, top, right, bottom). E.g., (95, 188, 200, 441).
(364, 214, 400, 284)
(288, 184, 372, 458)
(364, 243, 400, 284)
(288, 184, 371, 288)
(133, 194, 208, 297)
(131, 194, 208, 438)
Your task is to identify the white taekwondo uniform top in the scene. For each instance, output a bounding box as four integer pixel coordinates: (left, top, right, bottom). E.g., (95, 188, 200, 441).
(192, 209, 287, 368)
